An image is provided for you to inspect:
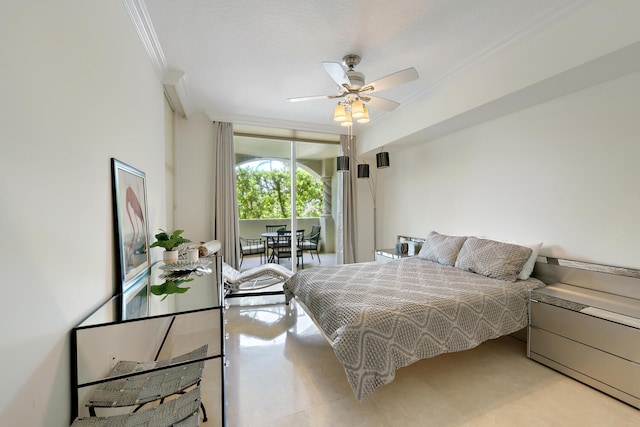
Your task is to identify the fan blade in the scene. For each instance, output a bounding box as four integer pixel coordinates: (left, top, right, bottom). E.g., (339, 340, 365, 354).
(360, 95, 400, 112)
(322, 61, 350, 88)
(287, 93, 344, 102)
(360, 67, 419, 94)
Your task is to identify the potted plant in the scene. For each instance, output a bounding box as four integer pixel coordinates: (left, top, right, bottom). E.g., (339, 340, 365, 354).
(151, 229, 191, 264)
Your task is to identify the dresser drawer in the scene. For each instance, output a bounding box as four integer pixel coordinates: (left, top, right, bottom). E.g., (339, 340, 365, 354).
(530, 300, 640, 362)
(530, 327, 640, 398)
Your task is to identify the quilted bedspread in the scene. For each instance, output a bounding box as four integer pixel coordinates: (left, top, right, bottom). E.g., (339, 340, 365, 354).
(283, 257, 545, 400)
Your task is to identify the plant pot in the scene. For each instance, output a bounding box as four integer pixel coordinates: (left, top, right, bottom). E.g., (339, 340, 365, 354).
(163, 250, 179, 264)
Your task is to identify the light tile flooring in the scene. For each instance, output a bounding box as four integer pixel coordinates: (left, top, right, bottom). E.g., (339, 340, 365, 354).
(219, 254, 638, 426)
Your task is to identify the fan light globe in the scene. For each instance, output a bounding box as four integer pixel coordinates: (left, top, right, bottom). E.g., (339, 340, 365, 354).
(351, 100, 365, 118)
(333, 104, 346, 122)
(357, 106, 370, 123)
(341, 110, 353, 127)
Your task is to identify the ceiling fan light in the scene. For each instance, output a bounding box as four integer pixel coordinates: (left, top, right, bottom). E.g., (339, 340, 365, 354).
(333, 104, 346, 122)
(351, 100, 365, 118)
(341, 110, 353, 127)
(357, 106, 370, 123)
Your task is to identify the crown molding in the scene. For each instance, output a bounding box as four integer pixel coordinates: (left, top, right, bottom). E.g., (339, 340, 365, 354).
(163, 70, 192, 118)
(122, 0, 167, 78)
(206, 112, 345, 135)
(123, 0, 193, 117)
(406, 0, 585, 104)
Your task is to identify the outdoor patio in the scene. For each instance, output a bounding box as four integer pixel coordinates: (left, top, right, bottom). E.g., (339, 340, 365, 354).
(239, 249, 336, 272)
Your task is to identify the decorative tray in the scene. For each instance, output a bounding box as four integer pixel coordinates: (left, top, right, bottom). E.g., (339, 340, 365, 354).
(160, 259, 212, 272)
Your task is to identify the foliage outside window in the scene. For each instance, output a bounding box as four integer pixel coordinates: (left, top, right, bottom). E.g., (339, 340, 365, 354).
(236, 163, 322, 219)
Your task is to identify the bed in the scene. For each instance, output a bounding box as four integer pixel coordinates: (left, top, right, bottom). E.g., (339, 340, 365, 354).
(282, 232, 546, 400)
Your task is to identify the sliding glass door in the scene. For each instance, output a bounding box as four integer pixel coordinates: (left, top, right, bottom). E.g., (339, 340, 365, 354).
(234, 129, 339, 273)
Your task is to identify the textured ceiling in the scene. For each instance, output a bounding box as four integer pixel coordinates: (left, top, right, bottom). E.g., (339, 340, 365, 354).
(144, 0, 581, 133)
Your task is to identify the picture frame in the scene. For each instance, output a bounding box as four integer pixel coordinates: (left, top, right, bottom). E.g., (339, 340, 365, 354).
(111, 158, 150, 293)
(122, 274, 149, 320)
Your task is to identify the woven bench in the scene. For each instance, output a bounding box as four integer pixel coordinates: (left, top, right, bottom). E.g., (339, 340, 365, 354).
(86, 345, 208, 421)
(73, 386, 201, 426)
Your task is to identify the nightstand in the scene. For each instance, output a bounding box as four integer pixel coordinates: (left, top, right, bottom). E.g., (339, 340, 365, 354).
(375, 248, 413, 262)
(528, 283, 640, 409)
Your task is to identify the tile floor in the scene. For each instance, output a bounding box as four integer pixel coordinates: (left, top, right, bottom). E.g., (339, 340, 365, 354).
(221, 280, 638, 426)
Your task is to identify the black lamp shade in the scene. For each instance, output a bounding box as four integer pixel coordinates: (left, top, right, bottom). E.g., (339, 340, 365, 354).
(376, 151, 390, 168)
(357, 163, 370, 178)
(336, 155, 350, 172)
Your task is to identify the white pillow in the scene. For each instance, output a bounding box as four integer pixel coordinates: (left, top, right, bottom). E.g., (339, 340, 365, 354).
(516, 242, 542, 280)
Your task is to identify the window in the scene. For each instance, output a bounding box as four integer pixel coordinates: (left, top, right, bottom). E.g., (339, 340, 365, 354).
(236, 160, 322, 219)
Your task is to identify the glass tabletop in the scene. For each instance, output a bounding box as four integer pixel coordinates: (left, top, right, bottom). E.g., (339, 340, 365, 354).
(76, 256, 223, 329)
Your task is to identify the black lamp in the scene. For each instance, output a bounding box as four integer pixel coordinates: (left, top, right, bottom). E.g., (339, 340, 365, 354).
(376, 151, 390, 168)
(336, 155, 350, 172)
(357, 163, 370, 178)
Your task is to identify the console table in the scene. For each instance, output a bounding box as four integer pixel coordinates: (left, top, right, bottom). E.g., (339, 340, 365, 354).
(71, 256, 226, 425)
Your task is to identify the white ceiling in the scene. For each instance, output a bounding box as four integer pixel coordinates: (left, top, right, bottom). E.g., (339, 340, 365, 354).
(143, 0, 584, 134)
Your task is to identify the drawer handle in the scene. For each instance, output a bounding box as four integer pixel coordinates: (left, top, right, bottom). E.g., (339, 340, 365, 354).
(224, 360, 231, 367)
(225, 332, 230, 340)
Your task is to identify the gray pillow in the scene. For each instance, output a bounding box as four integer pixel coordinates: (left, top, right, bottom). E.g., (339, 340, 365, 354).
(418, 231, 468, 266)
(455, 237, 532, 282)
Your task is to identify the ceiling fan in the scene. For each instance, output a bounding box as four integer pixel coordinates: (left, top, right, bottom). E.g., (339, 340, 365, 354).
(287, 54, 419, 113)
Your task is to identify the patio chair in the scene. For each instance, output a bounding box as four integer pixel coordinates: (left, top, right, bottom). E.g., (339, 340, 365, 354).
(239, 236, 266, 266)
(272, 229, 304, 267)
(265, 225, 287, 262)
(301, 225, 321, 262)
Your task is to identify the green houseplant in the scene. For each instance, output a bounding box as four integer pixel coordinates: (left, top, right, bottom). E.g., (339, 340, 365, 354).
(151, 229, 191, 263)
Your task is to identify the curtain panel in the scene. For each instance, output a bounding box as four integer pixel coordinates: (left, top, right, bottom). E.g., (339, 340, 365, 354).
(212, 121, 240, 268)
(337, 134, 357, 264)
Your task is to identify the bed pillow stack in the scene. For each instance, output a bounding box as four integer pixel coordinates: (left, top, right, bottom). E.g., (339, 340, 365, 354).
(418, 231, 540, 281)
(417, 231, 468, 266)
(454, 237, 532, 282)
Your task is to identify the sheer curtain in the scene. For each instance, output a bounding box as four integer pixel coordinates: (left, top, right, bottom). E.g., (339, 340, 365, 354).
(336, 134, 357, 264)
(212, 121, 240, 268)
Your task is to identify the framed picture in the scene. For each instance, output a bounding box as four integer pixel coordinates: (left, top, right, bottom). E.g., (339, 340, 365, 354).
(122, 275, 149, 320)
(111, 158, 150, 292)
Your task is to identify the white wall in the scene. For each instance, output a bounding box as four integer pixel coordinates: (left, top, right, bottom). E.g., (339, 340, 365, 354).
(360, 71, 640, 270)
(174, 114, 216, 242)
(0, 2, 166, 426)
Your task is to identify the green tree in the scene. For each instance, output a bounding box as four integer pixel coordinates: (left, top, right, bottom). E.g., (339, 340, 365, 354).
(236, 163, 322, 219)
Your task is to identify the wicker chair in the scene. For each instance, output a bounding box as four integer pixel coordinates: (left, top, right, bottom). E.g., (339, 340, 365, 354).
(72, 387, 201, 426)
(85, 345, 208, 421)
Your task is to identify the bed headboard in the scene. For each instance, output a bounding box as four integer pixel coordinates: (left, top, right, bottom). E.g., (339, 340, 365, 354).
(532, 257, 640, 300)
